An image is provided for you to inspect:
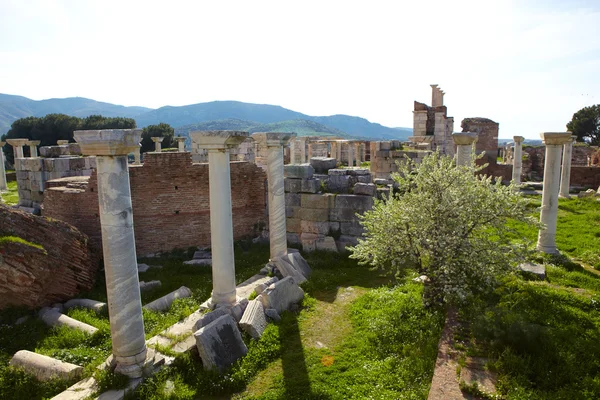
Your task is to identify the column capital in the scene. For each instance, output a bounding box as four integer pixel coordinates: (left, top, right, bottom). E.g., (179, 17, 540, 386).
(452, 132, 478, 145)
(570, 135, 577, 142)
(57, 140, 69, 145)
(513, 136, 525, 143)
(74, 129, 143, 156)
(175, 137, 186, 143)
(190, 131, 248, 150)
(540, 132, 572, 146)
(251, 132, 296, 147)
(6, 139, 29, 147)
(27, 140, 41, 146)
(151, 137, 164, 143)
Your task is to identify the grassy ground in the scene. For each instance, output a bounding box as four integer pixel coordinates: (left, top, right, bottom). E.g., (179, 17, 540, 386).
(1, 180, 18, 205)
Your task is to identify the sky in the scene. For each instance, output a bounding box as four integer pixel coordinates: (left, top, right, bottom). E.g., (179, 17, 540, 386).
(1, 0, 599, 139)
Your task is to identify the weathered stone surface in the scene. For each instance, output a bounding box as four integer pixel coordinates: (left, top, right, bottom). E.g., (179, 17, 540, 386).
(63, 299, 106, 313)
(264, 308, 281, 322)
(300, 193, 333, 209)
(9, 350, 83, 382)
(139, 280, 162, 292)
(328, 169, 348, 176)
(284, 164, 314, 179)
(228, 297, 249, 322)
(335, 194, 374, 210)
(51, 376, 97, 399)
(300, 220, 331, 235)
(518, 262, 546, 280)
(258, 276, 305, 314)
(144, 286, 192, 311)
(39, 307, 98, 335)
(300, 178, 321, 194)
(194, 314, 248, 372)
(297, 208, 329, 222)
(328, 175, 351, 193)
(137, 263, 150, 273)
(357, 175, 372, 184)
(183, 259, 212, 267)
(300, 232, 318, 252)
(329, 207, 358, 222)
(193, 250, 212, 260)
(239, 299, 267, 339)
(193, 308, 229, 331)
(0, 206, 99, 310)
(316, 236, 338, 252)
(310, 157, 337, 173)
(285, 252, 312, 279)
(271, 257, 307, 284)
(285, 193, 301, 207)
(254, 276, 279, 295)
(353, 183, 376, 196)
(578, 189, 596, 198)
(347, 168, 370, 176)
(284, 178, 302, 193)
(340, 221, 364, 236)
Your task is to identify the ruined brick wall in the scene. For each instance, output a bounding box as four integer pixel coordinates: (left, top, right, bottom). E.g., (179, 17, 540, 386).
(43, 152, 267, 255)
(0, 205, 99, 309)
(461, 118, 499, 157)
(369, 141, 431, 180)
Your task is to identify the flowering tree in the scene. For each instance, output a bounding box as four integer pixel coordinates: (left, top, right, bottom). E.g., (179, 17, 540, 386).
(350, 152, 539, 305)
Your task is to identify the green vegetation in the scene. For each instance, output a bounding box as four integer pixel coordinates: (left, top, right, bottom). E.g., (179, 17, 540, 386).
(567, 104, 600, 145)
(1, 181, 18, 205)
(0, 235, 44, 251)
(141, 123, 175, 153)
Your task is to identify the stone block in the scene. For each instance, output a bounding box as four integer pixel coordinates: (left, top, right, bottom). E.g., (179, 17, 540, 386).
(518, 263, 546, 280)
(329, 207, 358, 222)
(357, 175, 372, 184)
(284, 252, 312, 279)
(347, 168, 370, 176)
(9, 350, 84, 382)
(254, 277, 279, 295)
(328, 175, 351, 193)
(258, 276, 304, 314)
(265, 308, 281, 322)
(144, 286, 193, 311)
(193, 308, 229, 331)
(335, 194, 374, 211)
(284, 164, 314, 179)
(340, 221, 364, 236)
(271, 256, 307, 284)
(285, 193, 301, 207)
(335, 235, 359, 252)
(310, 157, 337, 173)
(284, 178, 302, 193)
(300, 193, 333, 209)
(328, 169, 348, 176)
(373, 178, 390, 185)
(137, 263, 150, 272)
(194, 314, 248, 372)
(228, 298, 249, 322)
(287, 232, 300, 245)
(193, 250, 212, 259)
(300, 232, 318, 252)
(380, 142, 391, 150)
(286, 206, 301, 219)
(68, 158, 86, 170)
(300, 178, 321, 194)
(298, 208, 329, 222)
(139, 280, 162, 292)
(353, 183, 376, 196)
(286, 217, 302, 233)
(316, 236, 338, 252)
(301, 220, 331, 235)
(239, 299, 267, 339)
(184, 259, 212, 267)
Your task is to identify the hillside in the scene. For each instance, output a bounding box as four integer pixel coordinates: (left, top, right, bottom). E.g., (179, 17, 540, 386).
(0, 94, 412, 140)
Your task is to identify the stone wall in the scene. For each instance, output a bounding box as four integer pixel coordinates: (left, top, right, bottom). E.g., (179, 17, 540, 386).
(0, 205, 99, 310)
(369, 141, 432, 180)
(43, 152, 267, 255)
(461, 118, 499, 158)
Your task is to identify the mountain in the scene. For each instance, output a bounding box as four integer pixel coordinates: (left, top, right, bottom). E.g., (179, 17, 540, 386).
(0, 94, 412, 140)
(0, 93, 152, 134)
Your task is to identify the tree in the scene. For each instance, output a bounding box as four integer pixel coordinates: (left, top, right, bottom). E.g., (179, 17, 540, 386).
(140, 123, 175, 153)
(350, 152, 539, 305)
(567, 104, 600, 145)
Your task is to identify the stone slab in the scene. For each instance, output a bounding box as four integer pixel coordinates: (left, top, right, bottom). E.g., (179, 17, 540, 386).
(254, 277, 279, 295)
(193, 308, 229, 331)
(353, 183, 376, 196)
(310, 157, 337, 173)
(228, 297, 249, 322)
(239, 300, 267, 339)
(258, 276, 305, 314)
(518, 262, 546, 280)
(194, 314, 248, 372)
(284, 252, 312, 279)
(271, 257, 307, 284)
(284, 164, 314, 179)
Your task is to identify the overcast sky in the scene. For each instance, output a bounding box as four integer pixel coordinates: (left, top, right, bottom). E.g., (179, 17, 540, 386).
(1, 0, 598, 139)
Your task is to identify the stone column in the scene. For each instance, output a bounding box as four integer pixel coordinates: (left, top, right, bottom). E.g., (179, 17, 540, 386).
(27, 140, 41, 158)
(330, 141, 337, 161)
(307, 143, 313, 161)
(347, 142, 355, 167)
(289, 139, 296, 164)
(251, 132, 295, 260)
(190, 130, 248, 307)
(300, 138, 307, 163)
(355, 142, 362, 164)
(175, 137, 186, 152)
(151, 137, 164, 152)
(559, 136, 576, 198)
(512, 136, 524, 183)
(6, 139, 28, 159)
(451, 132, 478, 166)
(537, 132, 572, 254)
(73, 129, 150, 378)
(0, 142, 7, 191)
(133, 146, 142, 165)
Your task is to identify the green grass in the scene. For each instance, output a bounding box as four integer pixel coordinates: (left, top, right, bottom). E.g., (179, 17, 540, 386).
(0, 235, 44, 251)
(1, 180, 18, 205)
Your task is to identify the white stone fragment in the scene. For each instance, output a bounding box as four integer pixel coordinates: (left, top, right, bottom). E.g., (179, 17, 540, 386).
(144, 286, 192, 311)
(194, 314, 248, 372)
(239, 300, 267, 339)
(39, 307, 98, 335)
(9, 350, 84, 381)
(227, 298, 249, 323)
(183, 259, 212, 267)
(258, 276, 304, 314)
(254, 277, 279, 295)
(63, 299, 106, 313)
(271, 257, 306, 284)
(139, 280, 162, 292)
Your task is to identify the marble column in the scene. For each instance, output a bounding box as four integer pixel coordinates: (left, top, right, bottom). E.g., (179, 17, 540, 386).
(190, 130, 248, 307)
(289, 139, 296, 164)
(300, 138, 307, 163)
(307, 143, 313, 161)
(330, 142, 337, 161)
(175, 137, 186, 152)
(336, 141, 342, 162)
(6, 139, 28, 159)
(355, 142, 362, 164)
(559, 136, 576, 198)
(27, 140, 41, 158)
(537, 132, 572, 254)
(347, 142, 355, 167)
(133, 146, 142, 165)
(73, 129, 150, 378)
(151, 137, 164, 152)
(451, 132, 478, 166)
(251, 132, 295, 259)
(512, 136, 524, 183)
(0, 142, 7, 191)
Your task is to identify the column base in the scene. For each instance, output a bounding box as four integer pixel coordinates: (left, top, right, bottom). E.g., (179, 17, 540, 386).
(108, 347, 156, 378)
(559, 193, 571, 199)
(536, 242, 558, 254)
(211, 288, 237, 309)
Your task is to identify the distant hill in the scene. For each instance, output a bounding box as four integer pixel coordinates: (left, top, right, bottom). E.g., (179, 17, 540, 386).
(174, 118, 351, 145)
(0, 94, 412, 141)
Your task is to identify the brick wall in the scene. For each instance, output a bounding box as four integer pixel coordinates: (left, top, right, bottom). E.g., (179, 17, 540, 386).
(461, 118, 499, 157)
(43, 152, 267, 255)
